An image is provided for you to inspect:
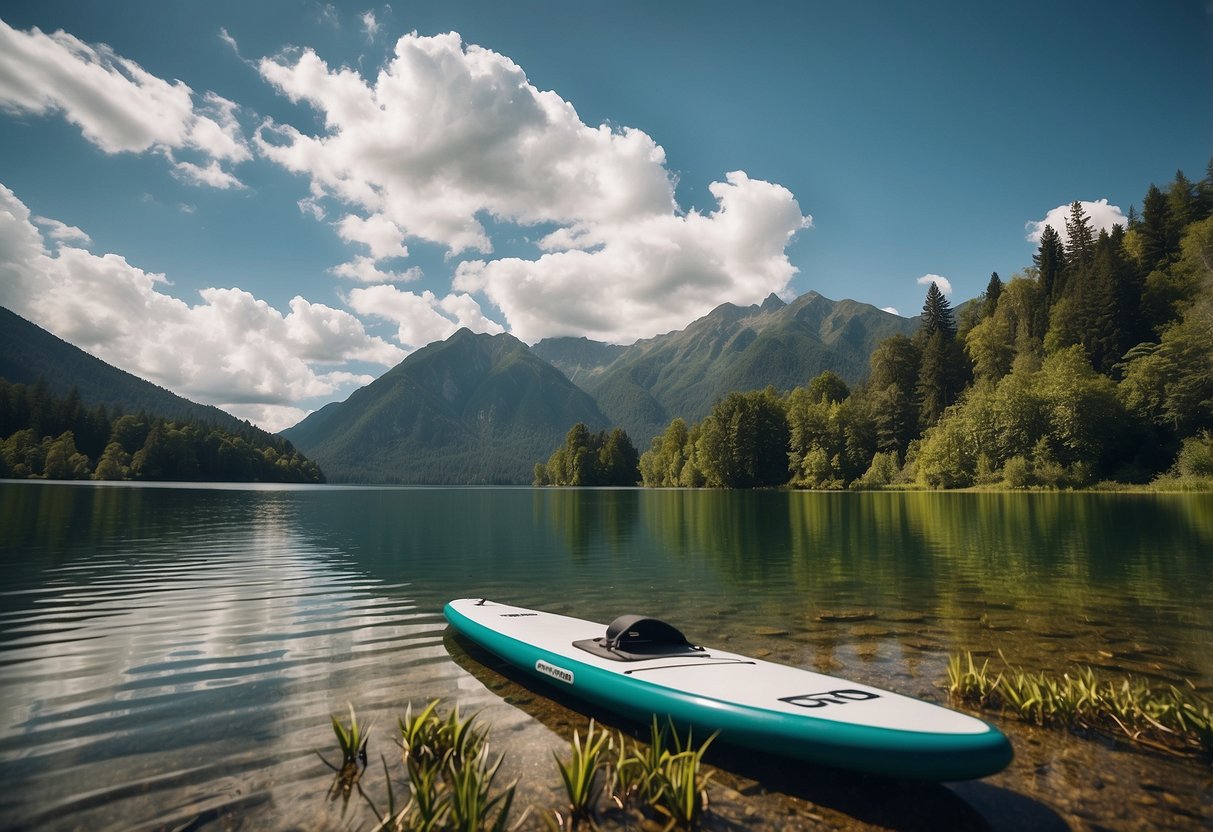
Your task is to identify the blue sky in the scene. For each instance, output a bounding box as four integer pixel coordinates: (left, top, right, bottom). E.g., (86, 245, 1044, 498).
(1, 1, 1209, 429)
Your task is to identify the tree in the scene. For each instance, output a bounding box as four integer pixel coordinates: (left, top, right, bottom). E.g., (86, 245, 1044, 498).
(983, 272, 1003, 317)
(639, 418, 694, 487)
(695, 389, 789, 488)
(1063, 200, 1095, 269)
(916, 330, 965, 429)
(1034, 225, 1067, 303)
(42, 431, 91, 480)
(805, 371, 849, 404)
(919, 282, 956, 340)
(596, 428, 640, 486)
(93, 441, 131, 480)
(1138, 184, 1178, 272)
(867, 335, 920, 456)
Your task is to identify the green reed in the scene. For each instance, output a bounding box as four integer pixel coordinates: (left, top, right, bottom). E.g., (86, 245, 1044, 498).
(331, 702, 371, 768)
(609, 717, 716, 830)
(366, 700, 516, 832)
(947, 651, 1213, 759)
(552, 719, 614, 824)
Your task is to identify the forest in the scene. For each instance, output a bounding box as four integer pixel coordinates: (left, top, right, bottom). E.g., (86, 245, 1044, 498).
(544, 162, 1213, 490)
(0, 378, 324, 483)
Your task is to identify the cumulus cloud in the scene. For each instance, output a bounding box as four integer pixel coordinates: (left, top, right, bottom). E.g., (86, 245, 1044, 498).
(917, 274, 952, 296)
(33, 216, 91, 245)
(346, 284, 504, 350)
(331, 256, 422, 283)
(881, 306, 901, 316)
(0, 19, 250, 186)
(256, 31, 811, 344)
(0, 183, 403, 429)
(1025, 199, 1128, 245)
(336, 213, 409, 260)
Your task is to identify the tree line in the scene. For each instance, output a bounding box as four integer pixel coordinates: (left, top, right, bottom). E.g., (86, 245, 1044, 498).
(534, 424, 640, 486)
(540, 161, 1213, 489)
(0, 378, 325, 483)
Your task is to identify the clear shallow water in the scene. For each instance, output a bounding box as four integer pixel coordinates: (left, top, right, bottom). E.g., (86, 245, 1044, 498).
(0, 483, 1210, 830)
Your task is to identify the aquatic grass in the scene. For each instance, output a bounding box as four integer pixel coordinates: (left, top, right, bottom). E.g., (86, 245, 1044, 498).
(946, 652, 1000, 706)
(319, 703, 372, 807)
(368, 700, 516, 832)
(605, 717, 717, 829)
(446, 745, 516, 832)
(947, 652, 1213, 759)
(552, 719, 613, 823)
(332, 702, 372, 768)
(648, 739, 716, 830)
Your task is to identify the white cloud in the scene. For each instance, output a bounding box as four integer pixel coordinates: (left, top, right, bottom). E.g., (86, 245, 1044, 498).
(917, 274, 952, 296)
(346, 284, 504, 350)
(336, 213, 408, 260)
(331, 255, 422, 283)
(0, 183, 402, 428)
(223, 403, 311, 433)
(256, 31, 810, 344)
(881, 306, 901, 316)
(33, 216, 91, 245)
(1025, 199, 1128, 245)
(455, 171, 809, 343)
(360, 10, 380, 40)
(0, 20, 249, 186)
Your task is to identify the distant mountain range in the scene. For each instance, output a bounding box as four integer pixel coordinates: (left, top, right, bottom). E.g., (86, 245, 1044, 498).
(532, 291, 917, 442)
(4, 292, 922, 485)
(282, 329, 609, 484)
(284, 292, 918, 484)
(0, 306, 252, 433)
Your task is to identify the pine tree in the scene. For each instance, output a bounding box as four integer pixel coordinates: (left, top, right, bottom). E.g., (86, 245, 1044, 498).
(1138, 184, 1178, 271)
(1063, 200, 1095, 268)
(916, 331, 963, 429)
(919, 282, 956, 340)
(1167, 169, 1195, 229)
(1034, 224, 1067, 303)
(983, 272, 1003, 316)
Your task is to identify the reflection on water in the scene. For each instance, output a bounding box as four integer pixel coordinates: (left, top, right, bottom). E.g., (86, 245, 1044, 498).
(0, 483, 1210, 829)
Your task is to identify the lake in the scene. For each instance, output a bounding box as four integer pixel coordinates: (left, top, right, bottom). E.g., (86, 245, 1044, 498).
(0, 482, 1210, 830)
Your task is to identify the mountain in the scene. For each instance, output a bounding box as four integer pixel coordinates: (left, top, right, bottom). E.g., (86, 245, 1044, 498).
(531, 291, 918, 444)
(0, 305, 249, 432)
(282, 328, 610, 484)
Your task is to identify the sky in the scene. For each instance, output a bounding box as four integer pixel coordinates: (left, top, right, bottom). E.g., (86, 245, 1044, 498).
(0, 2, 1209, 431)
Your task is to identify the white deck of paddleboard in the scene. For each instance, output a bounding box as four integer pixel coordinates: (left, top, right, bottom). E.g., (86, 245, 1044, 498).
(449, 599, 988, 735)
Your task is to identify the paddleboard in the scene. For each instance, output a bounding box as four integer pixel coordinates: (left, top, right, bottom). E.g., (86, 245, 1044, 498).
(444, 598, 1012, 781)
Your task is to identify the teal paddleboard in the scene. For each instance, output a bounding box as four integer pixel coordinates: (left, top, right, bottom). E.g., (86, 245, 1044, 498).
(444, 599, 1012, 781)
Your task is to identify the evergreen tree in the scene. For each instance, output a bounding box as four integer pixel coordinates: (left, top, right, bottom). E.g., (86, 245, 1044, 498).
(1034, 225, 1067, 303)
(919, 282, 956, 340)
(983, 272, 1004, 317)
(1063, 200, 1095, 268)
(1138, 184, 1178, 271)
(868, 335, 921, 455)
(916, 330, 964, 429)
(1167, 169, 1196, 230)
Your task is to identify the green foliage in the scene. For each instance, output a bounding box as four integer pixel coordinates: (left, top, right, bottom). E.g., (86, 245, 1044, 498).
(919, 281, 956, 340)
(948, 652, 1213, 758)
(0, 377, 324, 483)
(552, 720, 613, 822)
(786, 388, 874, 488)
(695, 388, 789, 488)
(1173, 432, 1213, 479)
(805, 370, 849, 404)
(536, 423, 640, 486)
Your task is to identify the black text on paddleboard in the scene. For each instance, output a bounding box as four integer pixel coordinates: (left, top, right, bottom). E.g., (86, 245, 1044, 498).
(536, 660, 574, 685)
(779, 689, 881, 709)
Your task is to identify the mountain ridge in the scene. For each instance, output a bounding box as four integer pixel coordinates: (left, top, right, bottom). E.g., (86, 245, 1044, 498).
(531, 291, 918, 443)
